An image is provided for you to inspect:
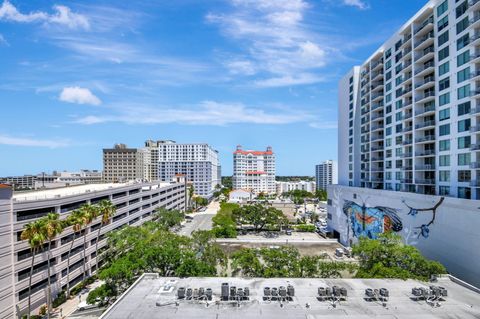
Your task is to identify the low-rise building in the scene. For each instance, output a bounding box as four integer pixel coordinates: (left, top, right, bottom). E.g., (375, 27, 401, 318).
(0, 178, 187, 318)
(228, 189, 253, 203)
(276, 181, 316, 194)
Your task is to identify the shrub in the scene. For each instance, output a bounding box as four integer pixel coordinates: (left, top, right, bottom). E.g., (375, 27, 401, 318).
(295, 224, 315, 232)
(38, 305, 46, 316)
(52, 292, 67, 307)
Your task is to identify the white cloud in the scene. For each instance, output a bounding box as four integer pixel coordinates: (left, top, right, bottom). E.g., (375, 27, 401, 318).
(342, 0, 369, 10)
(0, 1, 89, 29)
(0, 134, 69, 148)
(74, 100, 314, 126)
(59, 87, 101, 105)
(207, 0, 330, 88)
(0, 33, 8, 46)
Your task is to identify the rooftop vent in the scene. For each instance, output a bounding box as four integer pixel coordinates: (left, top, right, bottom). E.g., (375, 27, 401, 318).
(411, 285, 447, 307)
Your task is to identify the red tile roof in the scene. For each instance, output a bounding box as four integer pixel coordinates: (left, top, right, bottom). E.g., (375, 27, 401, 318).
(234, 150, 273, 155)
(245, 171, 266, 175)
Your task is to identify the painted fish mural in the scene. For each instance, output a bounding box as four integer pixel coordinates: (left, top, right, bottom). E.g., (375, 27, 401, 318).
(343, 200, 403, 239)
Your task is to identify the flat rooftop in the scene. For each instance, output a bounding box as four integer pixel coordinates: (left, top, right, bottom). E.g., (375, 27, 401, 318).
(100, 275, 480, 319)
(12, 181, 172, 202)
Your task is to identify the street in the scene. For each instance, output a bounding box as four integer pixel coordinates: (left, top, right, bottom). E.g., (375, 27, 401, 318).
(177, 200, 219, 236)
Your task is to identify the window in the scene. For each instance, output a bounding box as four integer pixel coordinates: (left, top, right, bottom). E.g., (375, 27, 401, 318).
(386, 127, 392, 135)
(386, 115, 392, 124)
(456, 17, 469, 34)
(456, 1, 468, 18)
(439, 155, 450, 166)
(457, 84, 470, 99)
(438, 46, 449, 61)
(438, 31, 449, 46)
(458, 101, 471, 116)
(439, 77, 450, 91)
(458, 118, 471, 132)
(386, 93, 392, 103)
(458, 153, 471, 165)
(439, 186, 450, 195)
(395, 112, 402, 121)
(439, 92, 450, 106)
(385, 48, 392, 59)
(395, 100, 402, 109)
(437, 0, 448, 16)
(458, 170, 471, 182)
(457, 34, 469, 50)
(439, 139, 450, 151)
(438, 16, 449, 32)
(386, 82, 392, 91)
(458, 187, 471, 199)
(458, 136, 471, 149)
(386, 138, 392, 147)
(457, 50, 470, 67)
(385, 59, 392, 70)
(386, 71, 392, 81)
(457, 67, 470, 83)
(439, 108, 450, 121)
(439, 171, 450, 182)
(439, 61, 449, 76)
(439, 124, 450, 136)
(396, 76, 403, 86)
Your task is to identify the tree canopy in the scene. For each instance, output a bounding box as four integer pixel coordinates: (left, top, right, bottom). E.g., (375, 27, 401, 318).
(232, 204, 288, 231)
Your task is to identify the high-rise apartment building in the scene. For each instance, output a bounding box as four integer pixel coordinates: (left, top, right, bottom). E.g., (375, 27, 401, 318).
(315, 160, 338, 190)
(156, 140, 221, 198)
(102, 144, 143, 182)
(0, 179, 186, 318)
(233, 145, 276, 194)
(339, 0, 480, 199)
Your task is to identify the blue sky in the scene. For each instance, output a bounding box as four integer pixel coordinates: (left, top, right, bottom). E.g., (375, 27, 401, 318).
(0, 0, 426, 176)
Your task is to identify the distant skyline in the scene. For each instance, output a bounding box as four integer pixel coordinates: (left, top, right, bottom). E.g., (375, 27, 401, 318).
(0, 0, 427, 176)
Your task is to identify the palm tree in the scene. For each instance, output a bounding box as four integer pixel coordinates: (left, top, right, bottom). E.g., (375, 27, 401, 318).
(78, 204, 96, 280)
(21, 220, 46, 319)
(94, 200, 115, 274)
(42, 213, 63, 319)
(66, 210, 84, 298)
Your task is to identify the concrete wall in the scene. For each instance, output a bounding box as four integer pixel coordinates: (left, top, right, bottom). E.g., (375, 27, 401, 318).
(327, 184, 480, 288)
(0, 186, 14, 318)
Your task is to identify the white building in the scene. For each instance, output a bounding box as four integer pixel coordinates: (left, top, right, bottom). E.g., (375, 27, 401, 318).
(315, 160, 338, 190)
(232, 145, 276, 194)
(329, 0, 480, 289)
(339, 0, 480, 199)
(276, 181, 316, 194)
(0, 178, 187, 318)
(156, 140, 221, 198)
(35, 170, 102, 189)
(228, 189, 253, 203)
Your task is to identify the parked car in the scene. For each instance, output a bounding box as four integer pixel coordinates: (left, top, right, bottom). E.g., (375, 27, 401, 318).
(286, 229, 292, 236)
(77, 301, 98, 311)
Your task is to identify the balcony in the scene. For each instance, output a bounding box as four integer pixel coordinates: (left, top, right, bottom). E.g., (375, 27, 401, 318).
(371, 135, 384, 142)
(414, 76, 435, 90)
(470, 180, 480, 187)
(371, 168, 384, 172)
(371, 157, 384, 162)
(398, 60, 412, 73)
(471, 143, 480, 150)
(371, 60, 384, 72)
(470, 162, 480, 169)
(414, 46, 435, 63)
(415, 135, 435, 143)
(415, 179, 435, 185)
(471, 107, 480, 115)
(415, 91, 435, 103)
(371, 114, 384, 121)
(414, 61, 435, 76)
(415, 149, 435, 157)
(470, 89, 480, 97)
(371, 102, 384, 111)
(401, 112, 413, 120)
(371, 178, 384, 182)
(402, 126, 413, 133)
(402, 139, 413, 145)
(470, 125, 480, 132)
(371, 71, 383, 82)
(415, 164, 435, 170)
(471, 70, 480, 80)
(371, 92, 384, 102)
(415, 104, 436, 116)
(414, 16, 433, 36)
(470, 0, 480, 10)
(470, 33, 480, 46)
(371, 146, 384, 151)
(414, 31, 434, 50)
(401, 166, 413, 171)
(400, 152, 413, 158)
(400, 178, 413, 184)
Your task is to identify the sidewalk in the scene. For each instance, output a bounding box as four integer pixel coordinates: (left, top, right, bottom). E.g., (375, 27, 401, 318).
(51, 280, 104, 318)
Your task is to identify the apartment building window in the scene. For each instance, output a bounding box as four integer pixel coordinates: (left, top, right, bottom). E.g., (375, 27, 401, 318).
(458, 153, 471, 165)
(439, 155, 450, 166)
(458, 84, 470, 99)
(386, 172, 392, 180)
(385, 60, 392, 70)
(386, 93, 392, 103)
(386, 115, 392, 124)
(386, 82, 392, 91)
(438, 46, 449, 61)
(395, 124, 402, 133)
(456, 1, 468, 18)
(385, 48, 392, 59)
(386, 127, 392, 135)
(458, 136, 471, 149)
(439, 77, 450, 91)
(439, 171, 450, 182)
(386, 71, 392, 81)
(458, 170, 471, 182)
(439, 139, 450, 151)
(439, 108, 450, 121)
(458, 101, 471, 115)
(457, 34, 470, 50)
(386, 138, 392, 147)
(457, 50, 470, 66)
(458, 187, 471, 199)
(439, 124, 450, 136)
(439, 186, 450, 196)
(438, 16, 449, 32)
(457, 67, 470, 83)
(395, 100, 402, 109)
(437, 0, 448, 16)
(456, 17, 469, 34)
(395, 76, 402, 85)
(438, 31, 449, 47)
(349, 77, 353, 84)
(395, 172, 402, 180)
(439, 92, 450, 106)
(458, 118, 471, 132)
(439, 61, 449, 76)
(395, 112, 401, 121)
(386, 104, 392, 113)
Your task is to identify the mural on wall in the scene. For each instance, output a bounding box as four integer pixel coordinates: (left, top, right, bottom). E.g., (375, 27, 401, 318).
(402, 197, 445, 239)
(343, 199, 403, 239)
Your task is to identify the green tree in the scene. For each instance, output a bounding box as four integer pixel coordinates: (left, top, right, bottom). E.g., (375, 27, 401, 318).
(21, 220, 46, 319)
(212, 202, 238, 238)
(352, 232, 446, 281)
(230, 248, 263, 277)
(154, 208, 184, 228)
(95, 200, 116, 274)
(297, 256, 319, 277)
(233, 204, 288, 231)
(41, 213, 63, 319)
(260, 246, 300, 277)
(66, 210, 84, 298)
(315, 189, 327, 201)
(79, 204, 96, 280)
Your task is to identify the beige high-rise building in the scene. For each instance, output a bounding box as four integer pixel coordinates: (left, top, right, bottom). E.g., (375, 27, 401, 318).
(102, 144, 143, 182)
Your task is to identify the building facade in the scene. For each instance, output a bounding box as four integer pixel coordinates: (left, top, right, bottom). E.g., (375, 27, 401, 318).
(155, 140, 221, 198)
(276, 181, 316, 194)
(315, 160, 338, 190)
(0, 175, 36, 190)
(232, 145, 276, 194)
(0, 180, 186, 318)
(102, 144, 143, 183)
(339, 0, 480, 199)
